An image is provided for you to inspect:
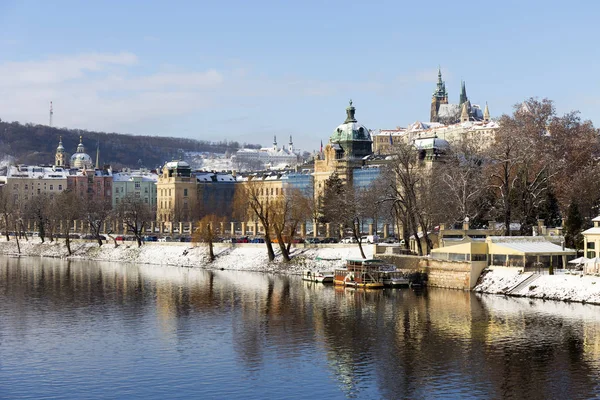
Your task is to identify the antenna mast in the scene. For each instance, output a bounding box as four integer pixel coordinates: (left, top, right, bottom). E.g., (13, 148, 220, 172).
(49, 101, 54, 127)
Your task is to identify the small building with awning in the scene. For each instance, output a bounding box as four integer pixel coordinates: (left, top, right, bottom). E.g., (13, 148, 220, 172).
(431, 236, 576, 270)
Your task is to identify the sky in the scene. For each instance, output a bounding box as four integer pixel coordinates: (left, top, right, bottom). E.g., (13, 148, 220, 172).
(0, 0, 599, 152)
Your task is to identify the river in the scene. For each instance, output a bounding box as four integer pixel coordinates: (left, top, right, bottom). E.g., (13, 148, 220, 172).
(0, 257, 599, 399)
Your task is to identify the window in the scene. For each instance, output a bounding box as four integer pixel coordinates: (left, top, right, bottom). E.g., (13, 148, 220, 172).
(588, 242, 595, 249)
(24, 184, 28, 190)
(50, 185, 53, 190)
(145, 187, 148, 193)
(58, 184, 63, 190)
(135, 182, 141, 189)
(13, 184, 18, 190)
(37, 189, 40, 194)
(588, 251, 596, 258)
(184, 188, 188, 196)
(144, 198, 149, 203)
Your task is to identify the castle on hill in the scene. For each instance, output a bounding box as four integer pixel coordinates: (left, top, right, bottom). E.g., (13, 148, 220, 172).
(430, 67, 489, 125)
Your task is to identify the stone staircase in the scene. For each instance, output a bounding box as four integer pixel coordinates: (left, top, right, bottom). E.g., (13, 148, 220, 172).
(505, 273, 541, 295)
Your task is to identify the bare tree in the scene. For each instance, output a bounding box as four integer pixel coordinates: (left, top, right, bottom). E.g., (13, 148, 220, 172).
(115, 194, 153, 247)
(84, 197, 112, 247)
(233, 179, 277, 261)
(319, 173, 366, 258)
(56, 190, 83, 255)
(192, 214, 225, 262)
(0, 187, 13, 241)
(383, 141, 433, 255)
(440, 137, 489, 226)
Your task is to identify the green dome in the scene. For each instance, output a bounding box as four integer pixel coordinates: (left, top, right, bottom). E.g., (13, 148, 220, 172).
(330, 100, 371, 143)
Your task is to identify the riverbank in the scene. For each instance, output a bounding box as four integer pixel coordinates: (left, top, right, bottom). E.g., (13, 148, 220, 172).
(0, 239, 372, 274)
(474, 267, 600, 305)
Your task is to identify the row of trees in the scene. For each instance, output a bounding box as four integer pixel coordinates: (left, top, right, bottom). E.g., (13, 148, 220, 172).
(380, 98, 600, 255)
(0, 190, 154, 254)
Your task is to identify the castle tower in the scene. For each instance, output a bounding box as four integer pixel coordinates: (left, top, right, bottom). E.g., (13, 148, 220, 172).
(460, 102, 469, 122)
(55, 136, 67, 167)
(430, 67, 448, 122)
(483, 102, 490, 122)
(273, 135, 277, 151)
(288, 135, 293, 153)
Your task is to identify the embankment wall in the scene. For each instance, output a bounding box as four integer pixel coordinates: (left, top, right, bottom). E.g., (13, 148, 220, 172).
(377, 254, 484, 290)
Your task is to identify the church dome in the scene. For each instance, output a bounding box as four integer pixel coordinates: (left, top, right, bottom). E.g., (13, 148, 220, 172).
(70, 136, 94, 169)
(330, 100, 371, 143)
(56, 137, 65, 153)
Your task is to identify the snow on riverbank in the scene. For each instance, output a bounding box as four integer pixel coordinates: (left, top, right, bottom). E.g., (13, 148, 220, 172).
(474, 267, 600, 305)
(0, 239, 373, 274)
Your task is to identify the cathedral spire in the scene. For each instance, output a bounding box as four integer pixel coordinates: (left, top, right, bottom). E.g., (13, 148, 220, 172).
(459, 80, 468, 106)
(483, 102, 490, 122)
(433, 67, 448, 100)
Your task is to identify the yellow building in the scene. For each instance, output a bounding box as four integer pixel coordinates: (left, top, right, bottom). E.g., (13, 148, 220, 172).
(583, 216, 600, 258)
(156, 161, 197, 222)
(431, 236, 575, 270)
(4, 165, 69, 203)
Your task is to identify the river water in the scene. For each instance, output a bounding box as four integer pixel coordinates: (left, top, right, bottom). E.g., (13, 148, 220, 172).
(1, 257, 600, 399)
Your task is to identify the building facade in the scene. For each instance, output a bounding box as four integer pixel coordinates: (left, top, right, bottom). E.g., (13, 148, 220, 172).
(3, 165, 69, 203)
(67, 167, 113, 204)
(112, 169, 158, 209)
(156, 161, 198, 222)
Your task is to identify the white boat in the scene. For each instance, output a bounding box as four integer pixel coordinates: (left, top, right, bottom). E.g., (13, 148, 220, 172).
(302, 270, 334, 283)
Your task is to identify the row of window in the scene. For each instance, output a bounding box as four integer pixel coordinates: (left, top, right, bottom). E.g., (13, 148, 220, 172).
(14, 183, 64, 191)
(115, 187, 151, 194)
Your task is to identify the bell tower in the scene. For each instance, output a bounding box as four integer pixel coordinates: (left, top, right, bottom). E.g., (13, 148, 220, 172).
(430, 67, 448, 122)
(55, 136, 67, 167)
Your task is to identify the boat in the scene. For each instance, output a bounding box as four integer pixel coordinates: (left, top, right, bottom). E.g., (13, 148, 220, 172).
(302, 270, 334, 283)
(334, 259, 385, 289)
(334, 259, 408, 288)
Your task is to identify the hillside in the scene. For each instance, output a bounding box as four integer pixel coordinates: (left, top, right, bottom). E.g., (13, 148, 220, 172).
(0, 120, 261, 169)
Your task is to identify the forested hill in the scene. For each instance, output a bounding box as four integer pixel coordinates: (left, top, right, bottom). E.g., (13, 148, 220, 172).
(0, 120, 260, 169)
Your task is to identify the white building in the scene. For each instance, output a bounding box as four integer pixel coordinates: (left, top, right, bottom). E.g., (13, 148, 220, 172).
(233, 136, 299, 170)
(112, 169, 158, 209)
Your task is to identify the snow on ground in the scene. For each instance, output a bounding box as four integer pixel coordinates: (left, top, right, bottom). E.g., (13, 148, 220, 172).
(0, 239, 373, 275)
(475, 267, 600, 305)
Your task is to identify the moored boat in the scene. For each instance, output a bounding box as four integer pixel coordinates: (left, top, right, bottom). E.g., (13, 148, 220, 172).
(334, 259, 408, 288)
(302, 270, 334, 283)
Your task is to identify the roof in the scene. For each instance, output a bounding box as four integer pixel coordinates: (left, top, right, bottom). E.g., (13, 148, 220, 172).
(165, 161, 190, 169)
(592, 216, 600, 222)
(490, 240, 575, 255)
(7, 165, 70, 179)
(583, 227, 600, 235)
(331, 122, 372, 143)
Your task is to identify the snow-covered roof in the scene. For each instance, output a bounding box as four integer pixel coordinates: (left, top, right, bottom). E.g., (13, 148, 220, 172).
(195, 173, 238, 183)
(7, 165, 69, 179)
(330, 122, 371, 143)
(592, 216, 600, 222)
(492, 241, 575, 255)
(165, 161, 190, 169)
(583, 227, 600, 235)
(113, 172, 157, 182)
(413, 137, 449, 150)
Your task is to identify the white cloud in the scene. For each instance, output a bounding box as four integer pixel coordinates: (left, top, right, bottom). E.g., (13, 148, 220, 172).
(0, 52, 224, 131)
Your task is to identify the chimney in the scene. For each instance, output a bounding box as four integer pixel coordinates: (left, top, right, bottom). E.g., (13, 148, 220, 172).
(537, 219, 545, 236)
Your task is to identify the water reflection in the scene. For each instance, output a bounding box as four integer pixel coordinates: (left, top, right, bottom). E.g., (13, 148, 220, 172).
(0, 257, 600, 399)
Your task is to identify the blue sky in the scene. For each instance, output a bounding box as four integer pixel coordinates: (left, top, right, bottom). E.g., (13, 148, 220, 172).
(0, 0, 598, 152)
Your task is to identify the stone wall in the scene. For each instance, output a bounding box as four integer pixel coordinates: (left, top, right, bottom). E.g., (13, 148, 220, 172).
(378, 254, 483, 290)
